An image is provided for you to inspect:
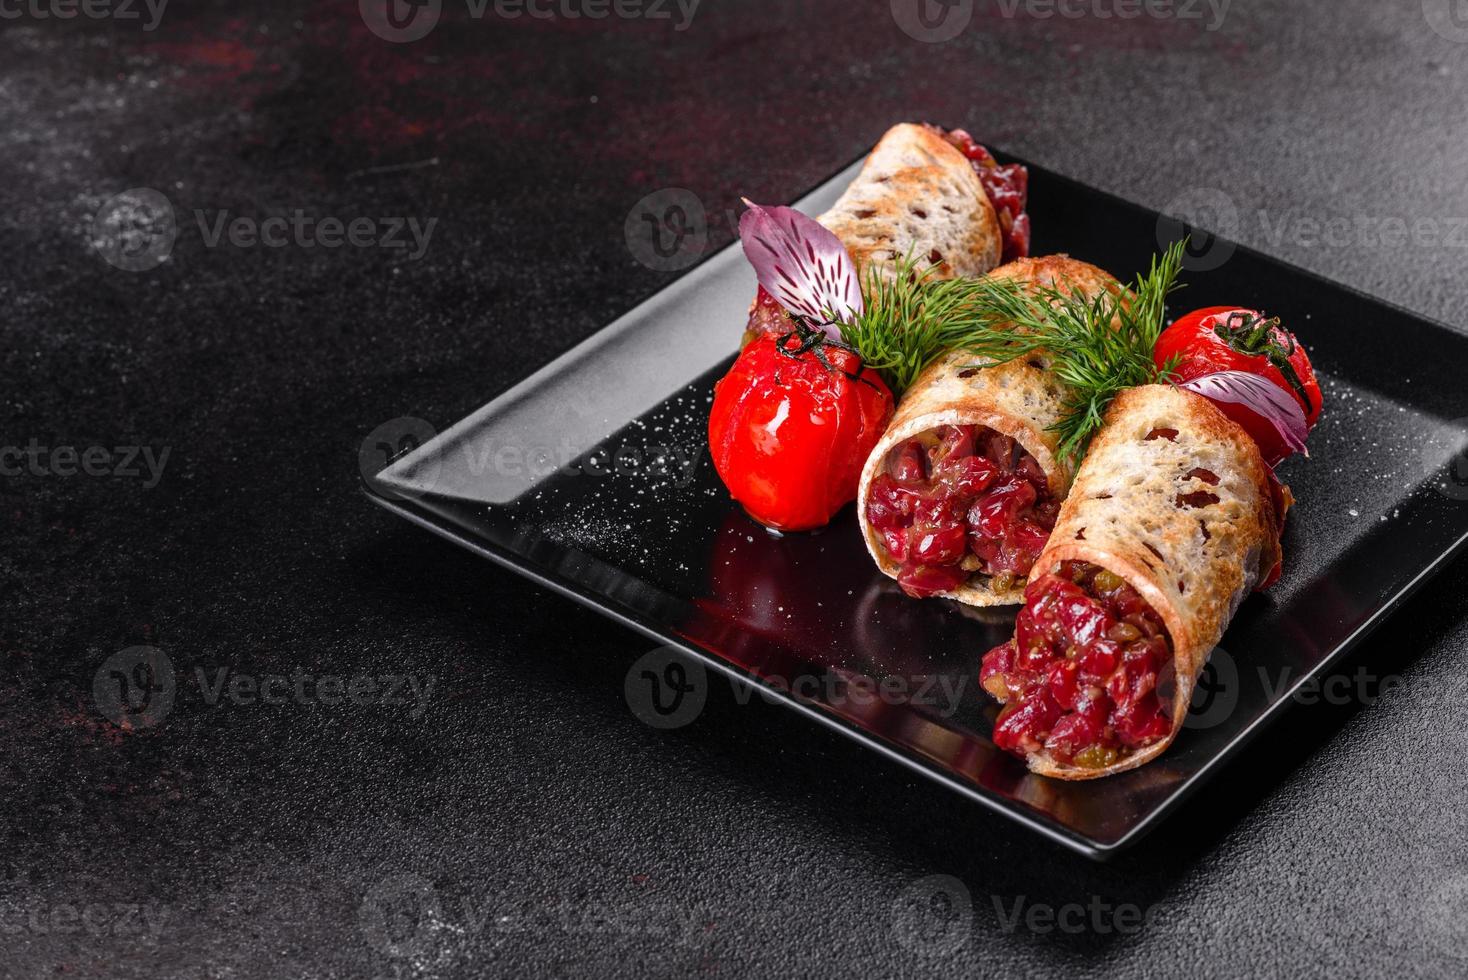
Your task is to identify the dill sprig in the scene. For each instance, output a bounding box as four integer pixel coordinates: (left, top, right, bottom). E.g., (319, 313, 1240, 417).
(833, 240, 1187, 463)
(939, 240, 1187, 461)
(836, 253, 957, 393)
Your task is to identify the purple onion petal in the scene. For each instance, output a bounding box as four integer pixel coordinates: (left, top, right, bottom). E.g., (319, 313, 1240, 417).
(739, 200, 862, 333)
(1175, 370, 1310, 460)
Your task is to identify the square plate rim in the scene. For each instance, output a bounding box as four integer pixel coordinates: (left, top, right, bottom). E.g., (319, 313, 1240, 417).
(363, 480, 1468, 860)
(363, 140, 1468, 860)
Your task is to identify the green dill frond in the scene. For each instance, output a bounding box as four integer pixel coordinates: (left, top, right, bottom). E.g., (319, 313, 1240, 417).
(831, 240, 1187, 462)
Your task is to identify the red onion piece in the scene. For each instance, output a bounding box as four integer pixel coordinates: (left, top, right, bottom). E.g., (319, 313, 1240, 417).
(1175, 370, 1310, 460)
(738, 200, 862, 337)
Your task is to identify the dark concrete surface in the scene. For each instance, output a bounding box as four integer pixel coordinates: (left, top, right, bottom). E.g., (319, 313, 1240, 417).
(4, 0, 1468, 976)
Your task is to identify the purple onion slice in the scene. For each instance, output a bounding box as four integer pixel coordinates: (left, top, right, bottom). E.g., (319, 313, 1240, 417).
(1175, 370, 1310, 461)
(738, 200, 862, 337)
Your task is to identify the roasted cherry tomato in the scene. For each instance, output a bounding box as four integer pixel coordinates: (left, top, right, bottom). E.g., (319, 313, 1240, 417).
(1155, 306, 1322, 464)
(741, 286, 789, 348)
(709, 329, 894, 531)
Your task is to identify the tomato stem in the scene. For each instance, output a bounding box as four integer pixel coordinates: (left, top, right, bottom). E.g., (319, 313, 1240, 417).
(1212, 311, 1315, 415)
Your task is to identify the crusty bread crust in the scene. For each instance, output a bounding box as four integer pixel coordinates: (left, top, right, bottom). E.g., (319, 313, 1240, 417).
(819, 123, 1001, 281)
(855, 256, 1120, 606)
(1016, 384, 1285, 779)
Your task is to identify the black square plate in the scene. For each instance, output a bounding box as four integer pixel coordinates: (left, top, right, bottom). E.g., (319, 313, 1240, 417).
(363, 148, 1468, 858)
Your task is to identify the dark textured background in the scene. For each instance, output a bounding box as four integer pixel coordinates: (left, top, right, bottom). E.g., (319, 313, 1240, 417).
(5, 0, 1468, 976)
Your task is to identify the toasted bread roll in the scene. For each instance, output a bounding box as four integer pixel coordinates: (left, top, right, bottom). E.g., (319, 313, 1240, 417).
(819, 123, 1001, 281)
(742, 123, 1006, 342)
(984, 384, 1286, 779)
(856, 256, 1121, 606)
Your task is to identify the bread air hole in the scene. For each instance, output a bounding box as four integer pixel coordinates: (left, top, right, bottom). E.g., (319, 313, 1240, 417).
(911, 207, 928, 219)
(1177, 491, 1221, 509)
(1145, 427, 1179, 442)
(854, 209, 876, 219)
(958, 368, 979, 379)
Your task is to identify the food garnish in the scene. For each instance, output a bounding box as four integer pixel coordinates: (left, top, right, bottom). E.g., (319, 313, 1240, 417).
(1154, 306, 1321, 465)
(708, 327, 893, 532)
(1173, 371, 1310, 462)
(931, 240, 1188, 463)
(738, 201, 863, 336)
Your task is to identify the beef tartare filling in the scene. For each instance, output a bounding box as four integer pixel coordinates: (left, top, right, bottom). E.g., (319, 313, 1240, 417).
(938, 127, 1030, 263)
(980, 561, 1174, 770)
(864, 424, 1059, 599)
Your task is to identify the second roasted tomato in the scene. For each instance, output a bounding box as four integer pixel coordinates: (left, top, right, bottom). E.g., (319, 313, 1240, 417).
(709, 331, 894, 531)
(1155, 306, 1322, 464)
